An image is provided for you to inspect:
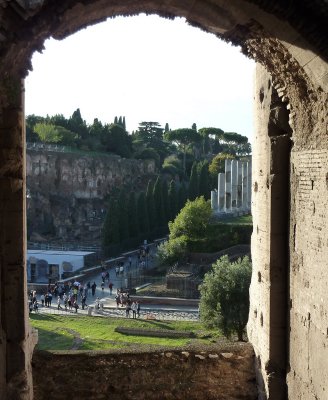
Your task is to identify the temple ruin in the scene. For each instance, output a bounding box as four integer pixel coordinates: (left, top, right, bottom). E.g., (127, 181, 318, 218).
(211, 159, 252, 215)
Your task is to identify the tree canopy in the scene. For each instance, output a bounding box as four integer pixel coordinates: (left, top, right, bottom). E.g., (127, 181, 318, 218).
(199, 255, 252, 341)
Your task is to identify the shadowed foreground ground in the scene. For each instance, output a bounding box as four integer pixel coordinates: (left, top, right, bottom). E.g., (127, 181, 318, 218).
(32, 343, 257, 400)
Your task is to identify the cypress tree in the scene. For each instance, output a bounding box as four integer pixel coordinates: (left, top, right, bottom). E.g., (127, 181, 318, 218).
(114, 116, 118, 124)
(178, 182, 188, 211)
(128, 191, 139, 238)
(102, 197, 120, 249)
(123, 116, 126, 131)
(164, 122, 170, 133)
(153, 176, 164, 227)
(118, 190, 129, 244)
(137, 192, 149, 238)
(146, 180, 156, 231)
(118, 116, 122, 126)
(162, 179, 169, 224)
(199, 161, 210, 200)
(188, 162, 199, 201)
(168, 180, 178, 221)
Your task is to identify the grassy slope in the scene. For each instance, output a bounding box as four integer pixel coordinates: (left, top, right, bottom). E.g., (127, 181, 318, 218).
(30, 314, 221, 351)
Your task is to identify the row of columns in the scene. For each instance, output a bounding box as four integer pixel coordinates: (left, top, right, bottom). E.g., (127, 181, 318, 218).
(211, 159, 252, 214)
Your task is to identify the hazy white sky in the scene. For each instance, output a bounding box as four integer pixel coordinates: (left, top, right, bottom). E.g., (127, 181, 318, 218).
(25, 15, 255, 141)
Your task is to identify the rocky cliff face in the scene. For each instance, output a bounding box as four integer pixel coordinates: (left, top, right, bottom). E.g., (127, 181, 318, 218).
(26, 149, 156, 243)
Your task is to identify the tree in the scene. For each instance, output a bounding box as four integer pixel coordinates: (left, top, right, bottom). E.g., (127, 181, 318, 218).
(188, 162, 199, 201)
(102, 123, 132, 157)
(33, 123, 62, 143)
(198, 161, 210, 200)
(164, 122, 170, 133)
(168, 180, 178, 221)
(146, 180, 157, 231)
(134, 147, 160, 168)
(169, 196, 212, 240)
(133, 121, 172, 164)
(162, 155, 183, 178)
(157, 235, 188, 266)
(208, 153, 235, 187)
(68, 108, 88, 140)
(164, 128, 201, 174)
(198, 127, 224, 155)
(153, 176, 165, 227)
(178, 182, 188, 211)
(137, 192, 149, 237)
(157, 196, 211, 266)
(102, 197, 120, 249)
(162, 179, 169, 224)
(127, 191, 139, 238)
(118, 189, 129, 242)
(199, 255, 252, 341)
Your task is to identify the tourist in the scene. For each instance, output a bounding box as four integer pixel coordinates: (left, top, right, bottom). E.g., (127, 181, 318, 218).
(95, 297, 100, 310)
(73, 300, 79, 313)
(81, 294, 87, 310)
(91, 282, 97, 296)
(115, 265, 119, 277)
(63, 293, 68, 311)
(136, 301, 140, 318)
(101, 281, 105, 294)
(48, 292, 53, 307)
(119, 264, 124, 275)
(131, 302, 137, 319)
(108, 281, 113, 295)
(57, 296, 62, 310)
(125, 302, 131, 318)
(40, 293, 45, 307)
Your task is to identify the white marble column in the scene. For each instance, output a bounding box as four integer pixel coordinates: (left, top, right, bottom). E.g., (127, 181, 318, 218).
(218, 172, 225, 211)
(237, 161, 243, 209)
(211, 190, 218, 210)
(224, 159, 232, 212)
(247, 160, 252, 211)
(242, 162, 248, 210)
(231, 160, 238, 209)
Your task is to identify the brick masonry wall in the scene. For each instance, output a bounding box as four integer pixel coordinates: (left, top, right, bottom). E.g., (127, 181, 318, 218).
(288, 150, 328, 399)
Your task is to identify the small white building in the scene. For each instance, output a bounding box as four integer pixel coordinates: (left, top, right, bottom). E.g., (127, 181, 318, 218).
(27, 250, 95, 283)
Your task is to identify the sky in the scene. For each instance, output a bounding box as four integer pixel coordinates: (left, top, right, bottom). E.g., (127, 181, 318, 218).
(25, 15, 255, 141)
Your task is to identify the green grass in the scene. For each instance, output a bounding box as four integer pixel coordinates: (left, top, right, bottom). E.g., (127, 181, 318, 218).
(219, 214, 253, 225)
(30, 314, 221, 351)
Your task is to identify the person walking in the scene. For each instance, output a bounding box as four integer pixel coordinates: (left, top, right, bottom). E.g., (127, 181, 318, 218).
(131, 302, 137, 319)
(125, 302, 131, 318)
(91, 282, 97, 297)
(108, 281, 113, 295)
(81, 294, 87, 310)
(57, 296, 62, 310)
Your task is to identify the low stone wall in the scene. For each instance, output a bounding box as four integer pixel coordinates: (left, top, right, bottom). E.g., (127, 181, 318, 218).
(129, 295, 199, 307)
(32, 344, 257, 400)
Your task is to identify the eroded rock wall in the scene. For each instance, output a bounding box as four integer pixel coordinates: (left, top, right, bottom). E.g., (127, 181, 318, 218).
(26, 150, 155, 241)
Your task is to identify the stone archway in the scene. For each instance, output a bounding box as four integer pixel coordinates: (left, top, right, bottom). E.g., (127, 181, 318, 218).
(0, 1, 327, 399)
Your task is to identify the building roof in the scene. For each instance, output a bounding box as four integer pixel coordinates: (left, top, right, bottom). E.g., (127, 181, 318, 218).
(27, 250, 94, 257)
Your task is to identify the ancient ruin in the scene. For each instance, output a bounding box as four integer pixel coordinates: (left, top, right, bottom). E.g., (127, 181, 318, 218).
(211, 159, 252, 215)
(0, 1, 327, 399)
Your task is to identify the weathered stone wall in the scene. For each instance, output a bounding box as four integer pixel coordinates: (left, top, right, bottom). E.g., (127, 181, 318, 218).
(288, 136, 328, 396)
(249, 60, 328, 399)
(248, 65, 291, 399)
(26, 150, 155, 241)
(32, 345, 257, 400)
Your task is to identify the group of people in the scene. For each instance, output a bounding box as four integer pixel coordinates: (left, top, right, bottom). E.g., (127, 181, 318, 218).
(125, 301, 140, 319)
